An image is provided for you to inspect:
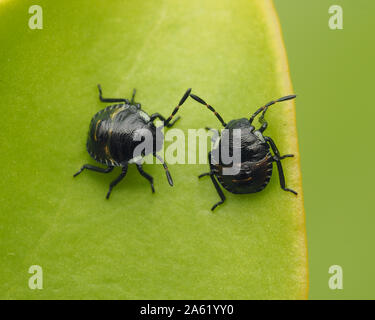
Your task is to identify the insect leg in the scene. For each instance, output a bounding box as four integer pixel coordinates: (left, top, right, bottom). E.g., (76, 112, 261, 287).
(136, 163, 155, 193)
(264, 136, 295, 161)
(150, 113, 180, 128)
(106, 165, 128, 199)
(97, 84, 130, 104)
(73, 164, 114, 177)
(199, 152, 226, 211)
(205, 127, 220, 144)
(153, 153, 173, 186)
(190, 94, 227, 127)
(130, 88, 136, 104)
(199, 151, 214, 178)
(198, 172, 211, 178)
(208, 173, 226, 211)
(264, 136, 297, 195)
(162, 88, 192, 127)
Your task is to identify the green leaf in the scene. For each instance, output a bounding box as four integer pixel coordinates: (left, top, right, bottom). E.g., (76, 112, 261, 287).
(0, 0, 308, 299)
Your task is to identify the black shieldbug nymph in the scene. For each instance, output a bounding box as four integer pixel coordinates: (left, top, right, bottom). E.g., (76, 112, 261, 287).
(74, 85, 191, 199)
(190, 92, 298, 211)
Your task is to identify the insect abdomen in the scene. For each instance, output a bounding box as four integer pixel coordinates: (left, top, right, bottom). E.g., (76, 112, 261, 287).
(86, 104, 128, 166)
(214, 152, 273, 194)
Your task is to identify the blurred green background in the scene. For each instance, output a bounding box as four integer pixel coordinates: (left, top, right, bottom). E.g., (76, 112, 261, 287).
(274, 0, 375, 299)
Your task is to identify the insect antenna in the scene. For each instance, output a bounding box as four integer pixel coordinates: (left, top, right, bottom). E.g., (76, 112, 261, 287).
(189, 94, 227, 127)
(163, 88, 192, 127)
(249, 95, 296, 125)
